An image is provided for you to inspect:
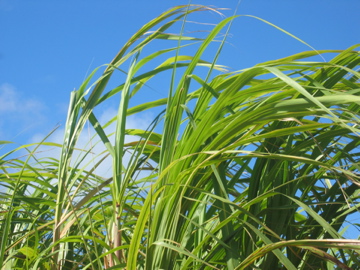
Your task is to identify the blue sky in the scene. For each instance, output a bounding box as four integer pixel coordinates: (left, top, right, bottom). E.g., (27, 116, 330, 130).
(1, 0, 359, 146)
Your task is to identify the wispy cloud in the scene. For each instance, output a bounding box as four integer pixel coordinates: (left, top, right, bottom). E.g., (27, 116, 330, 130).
(0, 83, 47, 140)
(0, 84, 44, 114)
(0, 83, 18, 112)
(29, 107, 155, 179)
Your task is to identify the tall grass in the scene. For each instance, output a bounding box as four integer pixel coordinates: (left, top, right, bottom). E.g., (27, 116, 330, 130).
(1, 5, 360, 270)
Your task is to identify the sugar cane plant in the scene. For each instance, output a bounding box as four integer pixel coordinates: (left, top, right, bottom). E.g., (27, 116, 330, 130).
(1, 4, 360, 270)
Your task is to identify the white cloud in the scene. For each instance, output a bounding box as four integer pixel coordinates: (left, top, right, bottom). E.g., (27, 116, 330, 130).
(0, 83, 45, 113)
(0, 83, 17, 111)
(0, 83, 47, 140)
(28, 107, 155, 179)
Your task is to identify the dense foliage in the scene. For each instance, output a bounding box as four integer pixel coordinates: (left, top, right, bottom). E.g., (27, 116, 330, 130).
(1, 5, 360, 270)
